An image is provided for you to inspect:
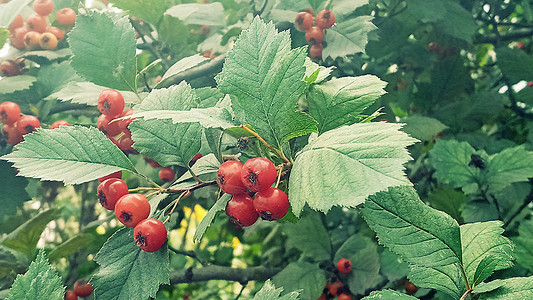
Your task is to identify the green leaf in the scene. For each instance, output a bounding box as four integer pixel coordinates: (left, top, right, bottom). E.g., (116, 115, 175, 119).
(165, 3, 226, 26)
(204, 128, 224, 163)
(307, 76, 387, 133)
(36, 61, 82, 97)
(513, 219, 533, 272)
(48, 233, 95, 262)
(0, 160, 30, 220)
(362, 289, 418, 300)
(486, 146, 533, 191)
(0, 245, 28, 278)
(0, 75, 37, 95)
(473, 280, 505, 294)
(496, 47, 533, 83)
(362, 186, 464, 298)
(379, 248, 409, 282)
(108, 0, 167, 25)
(283, 213, 331, 261)
(253, 280, 300, 300)
(91, 227, 169, 300)
(193, 194, 231, 242)
(434, 1, 477, 43)
(69, 11, 137, 91)
(401, 116, 448, 141)
(46, 81, 139, 105)
(173, 153, 220, 186)
(334, 235, 382, 295)
(461, 221, 514, 286)
(303, 58, 333, 85)
(0, 27, 8, 47)
(156, 55, 209, 88)
(0, 0, 32, 27)
(478, 276, 533, 300)
(129, 107, 234, 129)
(272, 262, 325, 300)
(289, 123, 417, 216)
(6, 250, 64, 300)
(1, 126, 137, 185)
(472, 255, 499, 287)
(21, 48, 73, 64)
(322, 16, 377, 59)
(216, 16, 318, 147)
(1, 209, 60, 258)
(428, 188, 466, 222)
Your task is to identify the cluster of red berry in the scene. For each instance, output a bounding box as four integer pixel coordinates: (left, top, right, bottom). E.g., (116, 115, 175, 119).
(96, 89, 136, 153)
(97, 174, 167, 252)
(1, 102, 41, 145)
(8, 0, 76, 51)
(295, 9, 335, 59)
(217, 157, 289, 227)
(64, 279, 93, 300)
(317, 259, 354, 300)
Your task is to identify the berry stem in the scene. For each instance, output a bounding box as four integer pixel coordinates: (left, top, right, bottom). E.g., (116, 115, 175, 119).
(239, 125, 290, 165)
(275, 166, 283, 188)
(459, 289, 472, 300)
(164, 190, 191, 223)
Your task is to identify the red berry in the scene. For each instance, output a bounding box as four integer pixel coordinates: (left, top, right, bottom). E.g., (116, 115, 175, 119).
(98, 170, 122, 182)
(64, 290, 77, 300)
(97, 178, 128, 210)
(46, 26, 64, 40)
(528, 81, 533, 87)
(2, 124, 23, 145)
(8, 14, 24, 32)
(253, 187, 289, 221)
(11, 27, 29, 49)
(310, 44, 323, 58)
(305, 27, 324, 45)
(73, 279, 93, 297)
(337, 258, 352, 274)
(192, 153, 203, 161)
(316, 10, 335, 29)
(40, 32, 58, 50)
(56, 8, 76, 26)
(295, 12, 313, 31)
(328, 281, 342, 296)
(338, 294, 353, 300)
(24, 31, 41, 50)
(226, 194, 259, 227)
(117, 108, 134, 130)
(159, 167, 175, 182)
(97, 114, 122, 137)
(144, 157, 161, 168)
(405, 281, 418, 295)
(217, 160, 247, 195)
(134, 218, 167, 252)
(16, 115, 40, 135)
(26, 14, 47, 33)
(33, 0, 54, 16)
(118, 130, 135, 153)
(0, 102, 21, 124)
(50, 120, 70, 129)
(97, 89, 125, 117)
(115, 193, 150, 227)
(240, 157, 277, 192)
(517, 42, 525, 49)
(1, 60, 22, 77)
(317, 294, 327, 300)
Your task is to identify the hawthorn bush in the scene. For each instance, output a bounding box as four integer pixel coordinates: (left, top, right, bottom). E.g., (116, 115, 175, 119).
(1, 0, 533, 299)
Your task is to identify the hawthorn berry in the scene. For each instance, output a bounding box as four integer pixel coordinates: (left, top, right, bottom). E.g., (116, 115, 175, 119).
(305, 26, 324, 45)
(405, 281, 418, 295)
(64, 290, 77, 300)
(33, 0, 54, 16)
(316, 10, 335, 29)
(240, 157, 277, 192)
(1, 60, 22, 77)
(253, 187, 289, 221)
(97, 178, 128, 210)
(16, 115, 40, 135)
(159, 167, 175, 182)
(39, 32, 58, 50)
(46, 27, 64, 40)
(328, 281, 343, 296)
(98, 170, 122, 182)
(2, 123, 23, 145)
(337, 258, 352, 274)
(24, 31, 41, 50)
(26, 14, 47, 33)
(118, 131, 136, 153)
(517, 42, 525, 49)
(134, 218, 167, 252)
(117, 108, 134, 130)
(528, 81, 533, 87)
(11, 27, 29, 50)
(338, 294, 353, 300)
(97, 89, 125, 117)
(73, 279, 93, 297)
(309, 44, 323, 59)
(97, 114, 122, 137)
(295, 12, 313, 31)
(226, 194, 259, 227)
(56, 8, 76, 26)
(0, 102, 21, 124)
(8, 14, 24, 32)
(115, 193, 150, 227)
(217, 160, 247, 195)
(50, 120, 70, 129)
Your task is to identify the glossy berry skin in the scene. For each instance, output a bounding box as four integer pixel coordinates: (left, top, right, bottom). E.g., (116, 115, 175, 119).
(24, 31, 41, 50)
(97, 114, 122, 137)
(217, 160, 247, 195)
(328, 281, 343, 296)
(16, 115, 40, 135)
(295, 12, 313, 31)
(40, 32, 58, 50)
(337, 258, 352, 274)
(115, 193, 150, 227)
(253, 187, 289, 221)
(46, 27, 64, 40)
(241, 157, 277, 192)
(56, 8, 76, 26)
(159, 167, 175, 182)
(226, 194, 259, 227)
(309, 44, 322, 58)
(98, 89, 125, 117)
(64, 290, 77, 300)
(338, 294, 353, 300)
(8, 14, 24, 32)
(97, 178, 128, 210)
(134, 218, 167, 252)
(316, 10, 335, 29)
(73, 279, 93, 297)
(305, 27, 324, 45)
(26, 14, 47, 33)
(50, 120, 70, 129)
(33, 0, 54, 16)
(11, 27, 29, 49)
(405, 281, 418, 295)
(1, 60, 22, 77)
(0, 102, 21, 124)
(98, 170, 122, 182)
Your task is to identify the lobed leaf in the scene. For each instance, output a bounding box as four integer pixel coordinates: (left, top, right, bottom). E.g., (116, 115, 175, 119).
(46, 81, 139, 105)
(283, 213, 331, 262)
(322, 16, 377, 59)
(156, 54, 209, 88)
(478, 276, 533, 299)
(271, 262, 325, 300)
(486, 146, 533, 191)
(401, 116, 448, 141)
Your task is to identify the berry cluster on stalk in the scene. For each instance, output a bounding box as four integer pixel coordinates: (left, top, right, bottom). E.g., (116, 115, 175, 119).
(294, 8, 336, 59)
(217, 157, 290, 228)
(96, 89, 136, 153)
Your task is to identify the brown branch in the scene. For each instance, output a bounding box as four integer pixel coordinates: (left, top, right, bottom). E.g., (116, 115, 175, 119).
(475, 28, 533, 44)
(158, 54, 226, 88)
(170, 265, 281, 284)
